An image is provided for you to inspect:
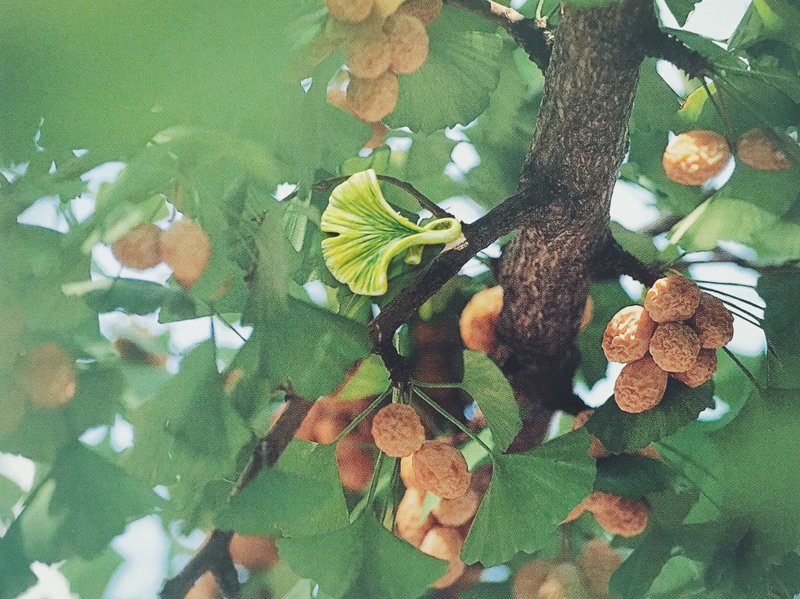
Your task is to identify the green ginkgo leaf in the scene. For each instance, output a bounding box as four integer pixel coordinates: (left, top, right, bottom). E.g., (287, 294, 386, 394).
(320, 170, 462, 296)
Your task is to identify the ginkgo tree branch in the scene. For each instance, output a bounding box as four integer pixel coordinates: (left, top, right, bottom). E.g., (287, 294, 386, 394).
(160, 392, 314, 599)
(641, 17, 712, 78)
(445, 0, 553, 71)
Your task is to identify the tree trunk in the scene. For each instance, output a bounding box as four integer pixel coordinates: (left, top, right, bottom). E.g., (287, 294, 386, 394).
(494, 0, 654, 447)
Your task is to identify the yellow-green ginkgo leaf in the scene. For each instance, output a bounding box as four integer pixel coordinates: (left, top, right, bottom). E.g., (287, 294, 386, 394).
(320, 170, 461, 296)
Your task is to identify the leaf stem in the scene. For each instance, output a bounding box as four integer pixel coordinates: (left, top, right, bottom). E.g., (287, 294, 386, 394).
(333, 389, 390, 444)
(412, 385, 493, 454)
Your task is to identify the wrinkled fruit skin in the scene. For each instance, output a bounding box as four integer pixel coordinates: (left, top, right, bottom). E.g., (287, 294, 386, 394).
(347, 72, 399, 123)
(736, 128, 792, 172)
(692, 292, 734, 349)
(585, 491, 649, 537)
(111, 223, 162, 270)
(413, 441, 471, 499)
(371, 403, 426, 457)
(662, 129, 731, 186)
(602, 305, 656, 363)
(419, 526, 466, 589)
(578, 538, 622, 599)
(571, 409, 609, 458)
(644, 275, 701, 323)
(16, 342, 77, 408)
(384, 14, 429, 74)
(347, 35, 392, 79)
(459, 285, 504, 354)
(160, 219, 212, 289)
(397, 0, 443, 25)
(395, 487, 435, 547)
(325, 0, 374, 23)
(672, 348, 717, 388)
(649, 322, 701, 373)
(614, 355, 668, 413)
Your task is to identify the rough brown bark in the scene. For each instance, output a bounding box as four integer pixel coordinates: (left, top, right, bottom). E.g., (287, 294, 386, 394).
(494, 0, 655, 443)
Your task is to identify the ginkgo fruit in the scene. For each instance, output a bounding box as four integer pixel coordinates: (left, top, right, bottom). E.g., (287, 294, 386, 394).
(336, 437, 374, 492)
(614, 355, 668, 413)
(691, 292, 734, 349)
(571, 409, 609, 459)
(326, 0, 374, 23)
(432, 488, 480, 527)
(375, 0, 407, 18)
(397, 0, 443, 25)
(16, 342, 77, 409)
(113, 338, 167, 368)
(644, 275, 701, 323)
(585, 491, 649, 537)
(400, 454, 419, 488)
(649, 322, 701, 373)
(672, 348, 717, 388)
(459, 285, 504, 354)
(384, 14, 429, 74)
(419, 526, 466, 589)
(601, 305, 656, 363)
(512, 559, 559, 599)
(228, 534, 278, 572)
(736, 128, 792, 172)
(537, 563, 588, 599)
(347, 35, 392, 79)
(578, 538, 622, 599)
(662, 130, 731, 186)
(160, 219, 212, 289)
(185, 572, 221, 599)
(314, 415, 348, 445)
(395, 487, 435, 547)
(346, 71, 399, 123)
(413, 440, 471, 499)
(111, 223, 162, 270)
(371, 403, 425, 457)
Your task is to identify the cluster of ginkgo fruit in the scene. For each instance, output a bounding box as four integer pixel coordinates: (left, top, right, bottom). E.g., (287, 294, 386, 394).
(662, 127, 793, 186)
(322, 0, 442, 128)
(512, 538, 624, 599)
(603, 274, 734, 414)
(110, 218, 211, 289)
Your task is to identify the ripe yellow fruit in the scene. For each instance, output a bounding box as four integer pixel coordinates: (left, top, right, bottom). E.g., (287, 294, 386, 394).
(585, 491, 649, 537)
(397, 0, 443, 25)
(571, 409, 609, 459)
(371, 403, 426, 457)
(413, 441, 471, 499)
(459, 285, 504, 354)
(672, 348, 717, 388)
(395, 487, 435, 546)
(601, 305, 657, 363)
(644, 275, 701, 323)
(384, 14, 429, 74)
(160, 219, 212, 289)
(614, 355, 668, 414)
(432, 488, 480, 527)
(16, 343, 77, 409)
(691, 292, 734, 349)
(326, 0, 374, 23)
(662, 130, 731, 186)
(649, 322, 701, 373)
(578, 538, 622, 599)
(346, 72, 399, 123)
(736, 128, 792, 172)
(512, 559, 559, 599)
(111, 223, 162, 270)
(347, 35, 392, 79)
(336, 437, 374, 492)
(419, 526, 466, 589)
(228, 534, 278, 572)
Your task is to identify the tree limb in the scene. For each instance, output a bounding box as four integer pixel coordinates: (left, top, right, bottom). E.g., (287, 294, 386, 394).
(641, 16, 712, 78)
(445, 0, 553, 72)
(160, 393, 314, 599)
(591, 235, 663, 286)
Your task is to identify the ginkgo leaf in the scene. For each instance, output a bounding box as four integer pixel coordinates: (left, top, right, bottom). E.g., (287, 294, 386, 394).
(320, 170, 461, 296)
(277, 512, 447, 599)
(461, 431, 596, 566)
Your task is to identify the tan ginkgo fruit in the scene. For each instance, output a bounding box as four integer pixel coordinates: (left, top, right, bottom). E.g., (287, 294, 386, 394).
(371, 403, 425, 457)
(111, 223, 162, 270)
(459, 285, 504, 354)
(601, 305, 657, 363)
(347, 34, 392, 79)
(736, 128, 793, 172)
(585, 491, 649, 537)
(160, 219, 212, 289)
(644, 275, 701, 323)
(346, 72, 400, 123)
(512, 559, 559, 599)
(395, 487, 435, 547)
(691, 292, 734, 349)
(578, 538, 623, 599)
(16, 343, 77, 409)
(613, 355, 668, 414)
(419, 526, 466, 589)
(432, 488, 480, 527)
(662, 130, 731, 186)
(413, 441, 471, 499)
(671, 348, 717, 388)
(649, 322, 701, 373)
(384, 14, 429, 74)
(228, 534, 278, 572)
(326, 0, 374, 23)
(397, 0, 443, 25)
